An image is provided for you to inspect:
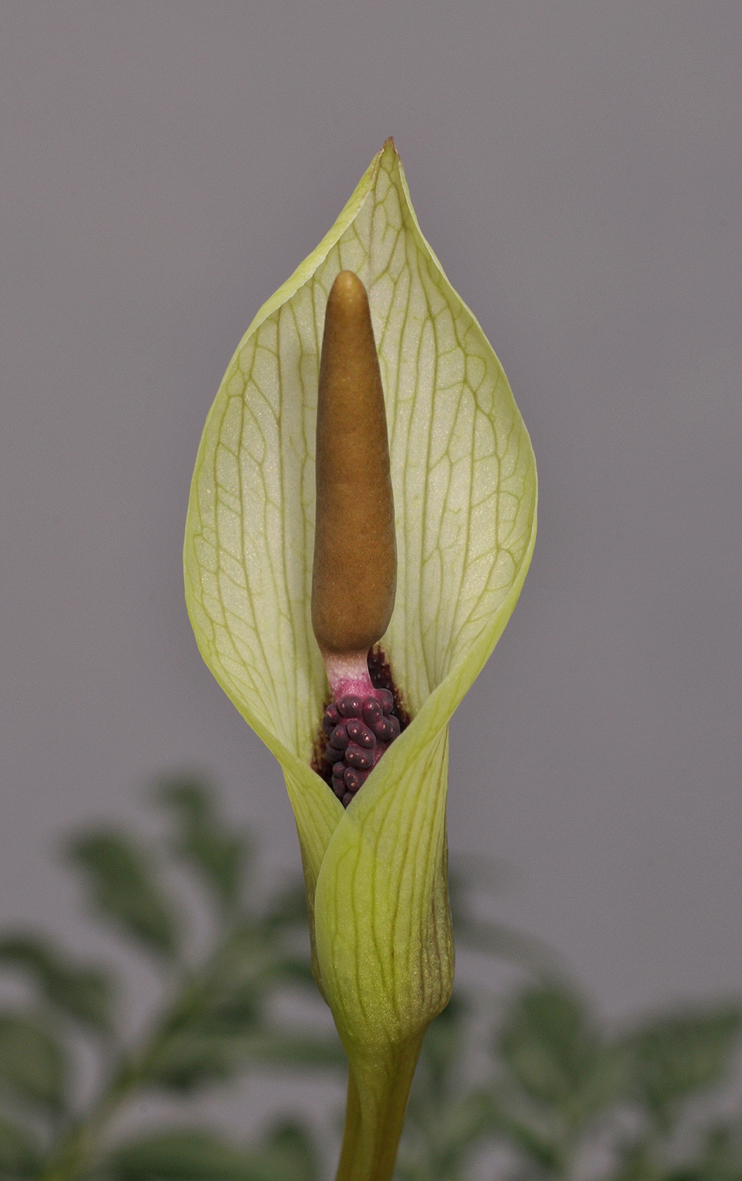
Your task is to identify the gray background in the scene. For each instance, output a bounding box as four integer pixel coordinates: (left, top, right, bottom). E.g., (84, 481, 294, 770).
(1, 0, 740, 1132)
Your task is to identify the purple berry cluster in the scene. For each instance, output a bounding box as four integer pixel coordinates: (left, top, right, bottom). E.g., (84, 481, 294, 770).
(323, 689, 401, 807)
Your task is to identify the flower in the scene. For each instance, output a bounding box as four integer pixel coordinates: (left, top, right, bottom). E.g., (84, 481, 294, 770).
(184, 139, 537, 1179)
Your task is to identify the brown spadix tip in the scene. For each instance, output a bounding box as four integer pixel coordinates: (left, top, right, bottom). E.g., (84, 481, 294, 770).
(312, 271, 397, 658)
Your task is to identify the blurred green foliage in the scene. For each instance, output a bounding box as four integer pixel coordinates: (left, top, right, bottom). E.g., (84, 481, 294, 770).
(0, 777, 740, 1180)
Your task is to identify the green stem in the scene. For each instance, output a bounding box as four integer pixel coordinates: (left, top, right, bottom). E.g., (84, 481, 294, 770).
(335, 1032, 425, 1181)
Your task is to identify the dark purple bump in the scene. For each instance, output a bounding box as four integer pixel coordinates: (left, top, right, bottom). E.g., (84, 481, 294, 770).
(345, 743, 373, 770)
(344, 767, 363, 792)
(337, 694, 363, 718)
(333, 779, 347, 799)
(372, 717, 394, 741)
(346, 719, 375, 748)
(327, 745, 346, 765)
(387, 715, 401, 740)
(362, 697, 382, 725)
(377, 689, 394, 715)
(341, 791, 354, 807)
(322, 703, 339, 735)
(332, 759, 346, 778)
(329, 723, 350, 750)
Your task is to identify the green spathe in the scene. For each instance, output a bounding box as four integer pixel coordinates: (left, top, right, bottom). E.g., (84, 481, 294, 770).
(184, 139, 537, 1178)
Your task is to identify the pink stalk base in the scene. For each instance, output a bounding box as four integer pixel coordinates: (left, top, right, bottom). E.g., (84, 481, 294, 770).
(321, 649, 378, 701)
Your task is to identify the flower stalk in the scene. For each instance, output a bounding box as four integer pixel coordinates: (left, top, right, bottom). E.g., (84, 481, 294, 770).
(335, 1034, 424, 1181)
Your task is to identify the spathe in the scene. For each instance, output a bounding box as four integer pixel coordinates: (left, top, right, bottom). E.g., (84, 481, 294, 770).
(184, 138, 537, 1180)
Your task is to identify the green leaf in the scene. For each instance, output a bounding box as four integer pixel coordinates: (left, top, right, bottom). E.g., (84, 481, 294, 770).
(144, 1036, 237, 1092)
(252, 1121, 320, 1181)
(105, 1122, 320, 1181)
(611, 1141, 661, 1181)
(105, 1129, 253, 1180)
(485, 1102, 563, 1172)
(68, 830, 180, 960)
(0, 1118, 42, 1178)
(496, 980, 623, 1123)
(261, 882, 310, 932)
(155, 777, 248, 912)
(399, 1001, 509, 1181)
(234, 1031, 346, 1069)
(260, 954, 316, 989)
(191, 978, 291, 1038)
(190, 984, 262, 1037)
(622, 1003, 742, 1123)
(498, 982, 597, 1104)
(398, 1086, 498, 1181)
(0, 934, 114, 1033)
(675, 1121, 742, 1181)
(0, 1011, 67, 1112)
(412, 996, 469, 1095)
(146, 1028, 345, 1092)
